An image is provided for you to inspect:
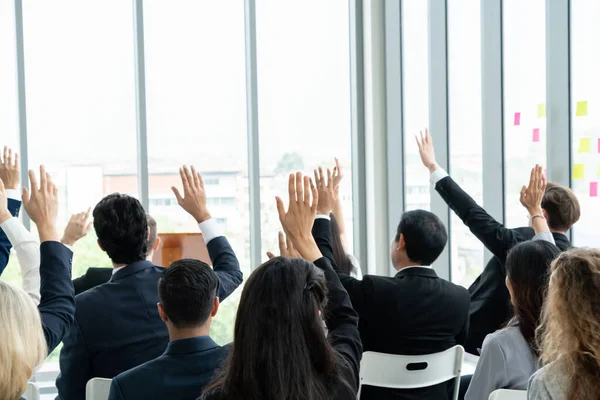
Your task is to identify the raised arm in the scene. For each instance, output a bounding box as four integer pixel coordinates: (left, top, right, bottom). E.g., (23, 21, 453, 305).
(172, 165, 243, 301)
(0, 146, 22, 274)
(520, 165, 555, 244)
(330, 158, 350, 250)
(23, 166, 75, 353)
(417, 129, 522, 261)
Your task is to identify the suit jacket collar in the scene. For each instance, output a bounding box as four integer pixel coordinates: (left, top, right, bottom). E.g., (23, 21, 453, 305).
(164, 336, 220, 356)
(110, 260, 156, 282)
(394, 266, 438, 279)
(552, 232, 571, 250)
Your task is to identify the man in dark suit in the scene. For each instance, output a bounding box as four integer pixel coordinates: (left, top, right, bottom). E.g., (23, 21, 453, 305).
(108, 258, 228, 400)
(56, 166, 243, 400)
(0, 146, 22, 273)
(416, 129, 580, 354)
(312, 169, 469, 400)
(71, 214, 162, 295)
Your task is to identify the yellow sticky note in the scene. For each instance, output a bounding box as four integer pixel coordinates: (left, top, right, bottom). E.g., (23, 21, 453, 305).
(573, 164, 585, 180)
(576, 101, 588, 116)
(537, 104, 546, 118)
(579, 138, 591, 153)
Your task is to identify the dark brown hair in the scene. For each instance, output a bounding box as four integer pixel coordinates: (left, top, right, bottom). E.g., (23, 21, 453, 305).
(542, 182, 580, 231)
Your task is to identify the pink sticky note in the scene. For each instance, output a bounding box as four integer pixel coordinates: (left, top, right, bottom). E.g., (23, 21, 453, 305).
(591, 182, 598, 197)
(514, 112, 521, 126)
(597, 138, 600, 153)
(532, 128, 540, 142)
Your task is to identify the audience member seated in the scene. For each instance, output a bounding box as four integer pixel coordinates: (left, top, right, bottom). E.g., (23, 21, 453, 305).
(202, 173, 361, 400)
(0, 167, 76, 400)
(72, 213, 161, 295)
(528, 248, 600, 400)
(417, 129, 580, 354)
(56, 166, 243, 400)
(311, 170, 468, 400)
(0, 146, 24, 275)
(109, 259, 227, 400)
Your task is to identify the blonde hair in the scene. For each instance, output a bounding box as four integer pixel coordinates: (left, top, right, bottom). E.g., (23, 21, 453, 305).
(537, 248, 600, 400)
(0, 281, 47, 400)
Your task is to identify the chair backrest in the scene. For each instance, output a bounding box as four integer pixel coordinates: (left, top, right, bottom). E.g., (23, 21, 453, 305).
(358, 345, 464, 400)
(86, 377, 112, 400)
(23, 382, 40, 400)
(488, 389, 528, 400)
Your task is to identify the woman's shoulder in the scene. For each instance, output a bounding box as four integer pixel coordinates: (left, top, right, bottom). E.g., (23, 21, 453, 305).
(198, 389, 221, 400)
(529, 362, 569, 399)
(482, 326, 535, 363)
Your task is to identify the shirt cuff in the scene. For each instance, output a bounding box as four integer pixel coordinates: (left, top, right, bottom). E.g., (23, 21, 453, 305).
(5, 188, 20, 200)
(0, 217, 36, 246)
(430, 167, 449, 186)
(198, 218, 222, 244)
(315, 214, 331, 220)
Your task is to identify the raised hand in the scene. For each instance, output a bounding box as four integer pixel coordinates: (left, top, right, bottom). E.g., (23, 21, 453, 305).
(62, 208, 92, 247)
(22, 166, 59, 242)
(332, 158, 343, 202)
(275, 172, 322, 262)
(520, 164, 546, 215)
(266, 231, 301, 259)
(171, 165, 211, 223)
(0, 179, 11, 224)
(0, 146, 20, 190)
(415, 128, 438, 173)
(313, 167, 335, 215)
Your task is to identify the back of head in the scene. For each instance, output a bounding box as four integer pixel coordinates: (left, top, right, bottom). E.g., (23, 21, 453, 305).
(505, 240, 560, 352)
(542, 182, 580, 231)
(158, 259, 218, 328)
(205, 257, 354, 399)
(538, 248, 600, 400)
(329, 214, 357, 276)
(394, 209, 447, 265)
(147, 214, 158, 256)
(0, 282, 46, 400)
(93, 193, 148, 265)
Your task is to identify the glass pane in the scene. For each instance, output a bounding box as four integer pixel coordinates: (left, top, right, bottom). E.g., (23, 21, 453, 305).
(571, 0, 600, 246)
(503, 0, 546, 227)
(0, 1, 19, 151)
(403, 0, 430, 211)
(23, 0, 137, 340)
(144, 0, 248, 345)
(448, 0, 484, 287)
(256, 1, 353, 258)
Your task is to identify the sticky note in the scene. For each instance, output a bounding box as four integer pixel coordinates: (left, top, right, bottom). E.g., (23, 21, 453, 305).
(573, 164, 585, 180)
(576, 101, 588, 116)
(579, 138, 591, 153)
(514, 112, 521, 126)
(597, 165, 600, 177)
(532, 128, 540, 142)
(598, 138, 600, 153)
(537, 104, 546, 118)
(591, 182, 598, 197)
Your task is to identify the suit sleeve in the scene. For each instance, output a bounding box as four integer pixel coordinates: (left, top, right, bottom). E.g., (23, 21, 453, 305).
(313, 257, 362, 391)
(56, 318, 93, 400)
(0, 198, 21, 275)
(108, 378, 126, 400)
(38, 241, 75, 353)
(312, 218, 368, 315)
(207, 236, 243, 301)
(464, 335, 508, 400)
(435, 176, 522, 262)
(456, 298, 470, 346)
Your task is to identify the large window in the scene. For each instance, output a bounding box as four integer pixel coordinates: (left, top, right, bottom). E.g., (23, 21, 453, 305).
(144, 0, 249, 345)
(503, 0, 547, 227)
(0, 1, 18, 149)
(448, 0, 484, 287)
(402, 0, 430, 211)
(256, 0, 353, 257)
(571, 0, 600, 247)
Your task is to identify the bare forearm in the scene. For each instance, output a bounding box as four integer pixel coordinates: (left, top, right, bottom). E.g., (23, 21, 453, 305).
(332, 200, 349, 250)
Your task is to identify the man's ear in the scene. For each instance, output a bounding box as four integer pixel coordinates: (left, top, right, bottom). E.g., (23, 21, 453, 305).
(157, 303, 169, 323)
(210, 297, 220, 318)
(542, 208, 549, 221)
(97, 239, 105, 252)
(398, 234, 407, 251)
(153, 236, 162, 252)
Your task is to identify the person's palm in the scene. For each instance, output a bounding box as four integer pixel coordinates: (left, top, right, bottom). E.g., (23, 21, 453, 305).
(416, 128, 438, 171)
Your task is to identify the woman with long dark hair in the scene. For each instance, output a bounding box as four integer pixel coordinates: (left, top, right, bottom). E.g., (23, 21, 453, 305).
(201, 173, 361, 400)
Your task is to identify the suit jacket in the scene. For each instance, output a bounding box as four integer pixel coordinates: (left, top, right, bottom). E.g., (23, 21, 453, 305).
(0, 197, 22, 274)
(56, 235, 243, 400)
(73, 267, 113, 295)
(313, 218, 470, 400)
(109, 337, 230, 400)
(434, 175, 571, 354)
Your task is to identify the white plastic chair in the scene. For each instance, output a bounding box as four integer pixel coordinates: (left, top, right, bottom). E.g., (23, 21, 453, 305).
(86, 377, 112, 400)
(23, 382, 40, 400)
(358, 345, 464, 400)
(489, 389, 528, 400)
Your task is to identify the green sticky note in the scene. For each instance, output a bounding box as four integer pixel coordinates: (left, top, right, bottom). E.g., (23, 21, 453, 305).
(576, 101, 588, 116)
(579, 138, 592, 153)
(537, 104, 546, 118)
(573, 164, 585, 180)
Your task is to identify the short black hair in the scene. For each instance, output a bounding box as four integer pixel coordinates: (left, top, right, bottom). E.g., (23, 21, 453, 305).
(158, 259, 219, 328)
(93, 193, 148, 265)
(394, 209, 447, 266)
